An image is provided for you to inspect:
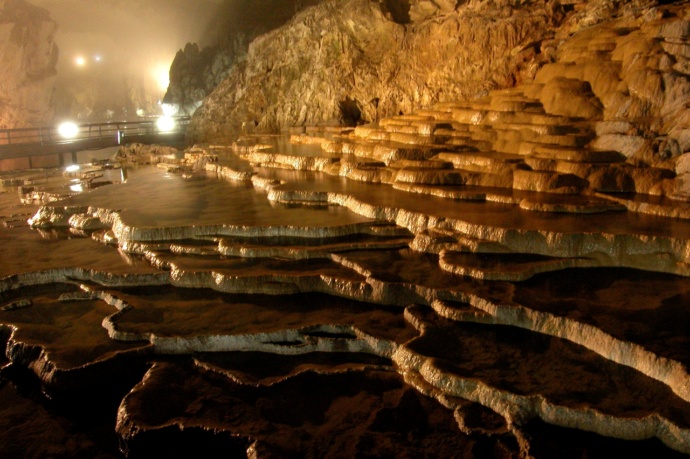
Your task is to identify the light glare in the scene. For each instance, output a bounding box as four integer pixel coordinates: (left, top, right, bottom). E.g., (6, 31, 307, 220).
(161, 103, 178, 117)
(156, 116, 175, 133)
(58, 122, 79, 139)
(154, 66, 170, 92)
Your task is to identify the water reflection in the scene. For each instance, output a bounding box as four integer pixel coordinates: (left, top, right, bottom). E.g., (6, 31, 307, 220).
(0, 140, 689, 457)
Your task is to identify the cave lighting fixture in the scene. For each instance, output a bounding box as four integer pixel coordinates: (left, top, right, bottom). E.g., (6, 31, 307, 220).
(156, 116, 176, 133)
(58, 121, 79, 139)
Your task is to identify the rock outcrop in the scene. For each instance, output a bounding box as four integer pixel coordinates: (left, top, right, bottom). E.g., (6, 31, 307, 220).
(187, 0, 690, 160)
(0, 0, 57, 129)
(163, 0, 323, 116)
(187, 0, 565, 141)
(314, 0, 690, 201)
(180, 1, 579, 137)
(185, 0, 690, 200)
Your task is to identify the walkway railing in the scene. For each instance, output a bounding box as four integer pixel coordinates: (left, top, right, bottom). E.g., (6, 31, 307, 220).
(0, 117, 190, 148)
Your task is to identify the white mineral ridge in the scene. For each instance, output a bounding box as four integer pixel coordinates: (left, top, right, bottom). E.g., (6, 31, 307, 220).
(432, 297, 690, 404)
(393, 345, 690, 454)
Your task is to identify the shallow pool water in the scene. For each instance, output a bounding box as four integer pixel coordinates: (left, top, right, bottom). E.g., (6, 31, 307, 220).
(1, 142, 689, 458)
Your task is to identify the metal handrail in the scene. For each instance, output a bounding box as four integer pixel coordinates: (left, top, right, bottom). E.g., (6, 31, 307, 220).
(0, 117, 190, 146)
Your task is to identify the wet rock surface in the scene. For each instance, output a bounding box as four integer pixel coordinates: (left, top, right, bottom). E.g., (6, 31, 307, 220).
(0, 134, 689, 457)
(1, 1, 689, 456)
(0, 0, 58, 129)
(118, 361, 509, 458)
(189, 0, 690, 153)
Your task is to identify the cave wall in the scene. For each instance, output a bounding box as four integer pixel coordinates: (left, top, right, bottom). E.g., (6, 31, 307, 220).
(163, 0, 323, 116)
(0, 0, 57, 129)
(186, 0, 576, 142)
(183, 0, 688, 147)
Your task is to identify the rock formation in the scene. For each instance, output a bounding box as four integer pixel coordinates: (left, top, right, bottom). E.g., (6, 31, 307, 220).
(0, 0, 57, 129)
(2, 0, 690, 456)
(187, 0, 690, 199)
(4, 134, 687, 453)
(187, 0, 690, 158)
(163, 0, 323, 116)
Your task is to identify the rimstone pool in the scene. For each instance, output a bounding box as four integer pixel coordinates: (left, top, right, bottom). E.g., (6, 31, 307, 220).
(1, 136, 690, 458)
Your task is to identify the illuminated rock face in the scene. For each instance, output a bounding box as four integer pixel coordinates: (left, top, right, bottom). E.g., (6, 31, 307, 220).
(164, 42, 221, 116)
(191, 0, 690, 200)
(0, 0, 57, 128)
(189, 0, 690, 167)
(3, 0, 690, 456)
(163, 0, 323, 116)
(189, 0, 564, 141)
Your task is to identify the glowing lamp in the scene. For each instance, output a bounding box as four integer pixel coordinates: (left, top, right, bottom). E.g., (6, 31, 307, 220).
(58, 121, 79, 139)
(65, 165, 80, 173)
(156, 116, 175, 133)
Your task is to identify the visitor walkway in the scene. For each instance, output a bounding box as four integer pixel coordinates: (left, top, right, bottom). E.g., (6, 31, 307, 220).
(0, 117, 189, 170)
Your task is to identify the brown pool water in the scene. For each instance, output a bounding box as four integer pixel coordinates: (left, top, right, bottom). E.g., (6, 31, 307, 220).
(0, 142, 689, 458)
